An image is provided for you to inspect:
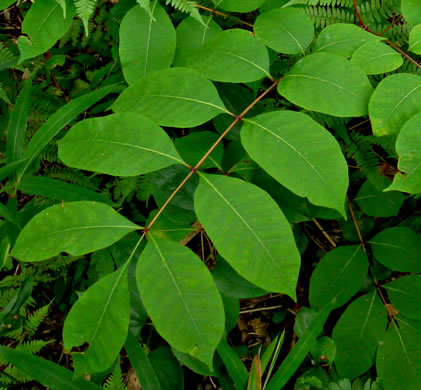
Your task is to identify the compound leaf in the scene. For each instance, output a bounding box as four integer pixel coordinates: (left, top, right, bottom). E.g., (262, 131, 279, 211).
(11, 201, 139, 262)
(194, 173, 300, 298)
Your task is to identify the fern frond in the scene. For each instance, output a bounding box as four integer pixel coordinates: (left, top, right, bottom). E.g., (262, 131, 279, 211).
(15, 339, 52, 354)
(74, 0, 97, 36)
(103, 362, 127, 390)
(165, 0, 205, 26)
(137, 0, 155, 19)
(25, 302, 51, 337)
(113, 176, 139, 202)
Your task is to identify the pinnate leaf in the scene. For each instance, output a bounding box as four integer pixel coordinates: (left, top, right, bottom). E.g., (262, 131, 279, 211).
(120, 2, 176, 84)
(315, 23, 382, 58)
(194, 173, 300, 297)
(241, 111, 348, 214)
(254, 7, 314, 55)
(368, 227, 421, 272)
(112, 68, 229, 128)
(278, 52, 373, 117)
(63, 266, 130, 375)
(58, 113, 184, 176)
(377, 316, 421, 389)
(383, 275, 421, 320)
(137, 236, 225, 367)
(309, 245, 368, 311)
(386, 112, 421, 193)
(11, 201, 139, 262)
(187, 29, 271, 83)
(368, 73, 421, 136)
(333, 290, 387, 379)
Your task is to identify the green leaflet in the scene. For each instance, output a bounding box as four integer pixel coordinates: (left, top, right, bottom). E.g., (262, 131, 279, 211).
(309, 245, 368, 311)
(254, 7, 314, 55)
(63, 265, 131, 375)
(194, 173, 300, 297)
(387, 112, 421, 193)
(173, 16, 222, 67)
(350, 41, 403, 75)
(7, 77, 32, 164)
(315, 23, 382, 58)
(17, 0, 76, 63)
(137, 236, 225, 368)
(187, 29, 271, 83)
(368, 73, 421, 136)
(58, 113, 185, 176)
(383, 275, 421, 320)
(409, 24, 421, 54)
(0, 346, 103, 389)
(376, 316, 421, 389)
(112, 68, 230, 127)
(278, 52, 373, 117)
(212, 0, 265, 12)
(355, 176, 406, 217)
(332, 291, 387, 379)
(17, 84, 122, 182)
(241, 111, 349, 214)
(119, 2, 176, 84)
(11, 201, 139, 262)
(368, 227, 421, 272)
(401, 0, 421, 25)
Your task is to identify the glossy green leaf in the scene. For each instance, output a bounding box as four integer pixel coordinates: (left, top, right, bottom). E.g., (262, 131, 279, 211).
(17, 84, 121, 181)
(0, 158, 29, 182)
(351, 41, 403, 75)
(58, 113, 184, 176)
(368, 227, 421, 272)
(119, 2, 176, 84)
(409, 24, 421, 54)
(254, 7, 314, 55)
(195, 173, 300, 297)
(401, 0, 421, 25)
(354, 176, 406, 217)
(17, 0, 76, 63)
(309, 245, 368, 311)
(377, 316, 421, 389)
(368, 73, 421, 136)
(137, 236, 225, 367)
(187, 29, 271, 83)
(112, 68, 229, 127)
(18, 176, 114, 205)
(125, 330, 163, 390)
(174, 131, 223, 169)
(173, 16, 222, 67)
(63, 266, 130, 375)
(0, 346, 103, 390)
(221, 294, 240, 332)
(212, 256, 267, 299)
(212, 0, 265, 12)
(266, 302, 334, 390)
(387, 112, 421, 193)
(315, 23, 382, 58)
(384, 275, 421, 320)
(241, 111, 348, 214)
(11, 201, 139, 262)
(333, 291, 387, 379)
(7, 78, 32, 164)
(278, 53, 373, 117)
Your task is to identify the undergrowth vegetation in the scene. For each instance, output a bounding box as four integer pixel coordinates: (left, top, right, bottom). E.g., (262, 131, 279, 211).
(0, 0, 420, 388)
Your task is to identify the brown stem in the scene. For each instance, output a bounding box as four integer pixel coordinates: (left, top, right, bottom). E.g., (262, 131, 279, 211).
(144, 80, 280, 232)
(194, 4, 255, 28)
(351, 0, 421, 70)
(312, 218, 336, 248)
